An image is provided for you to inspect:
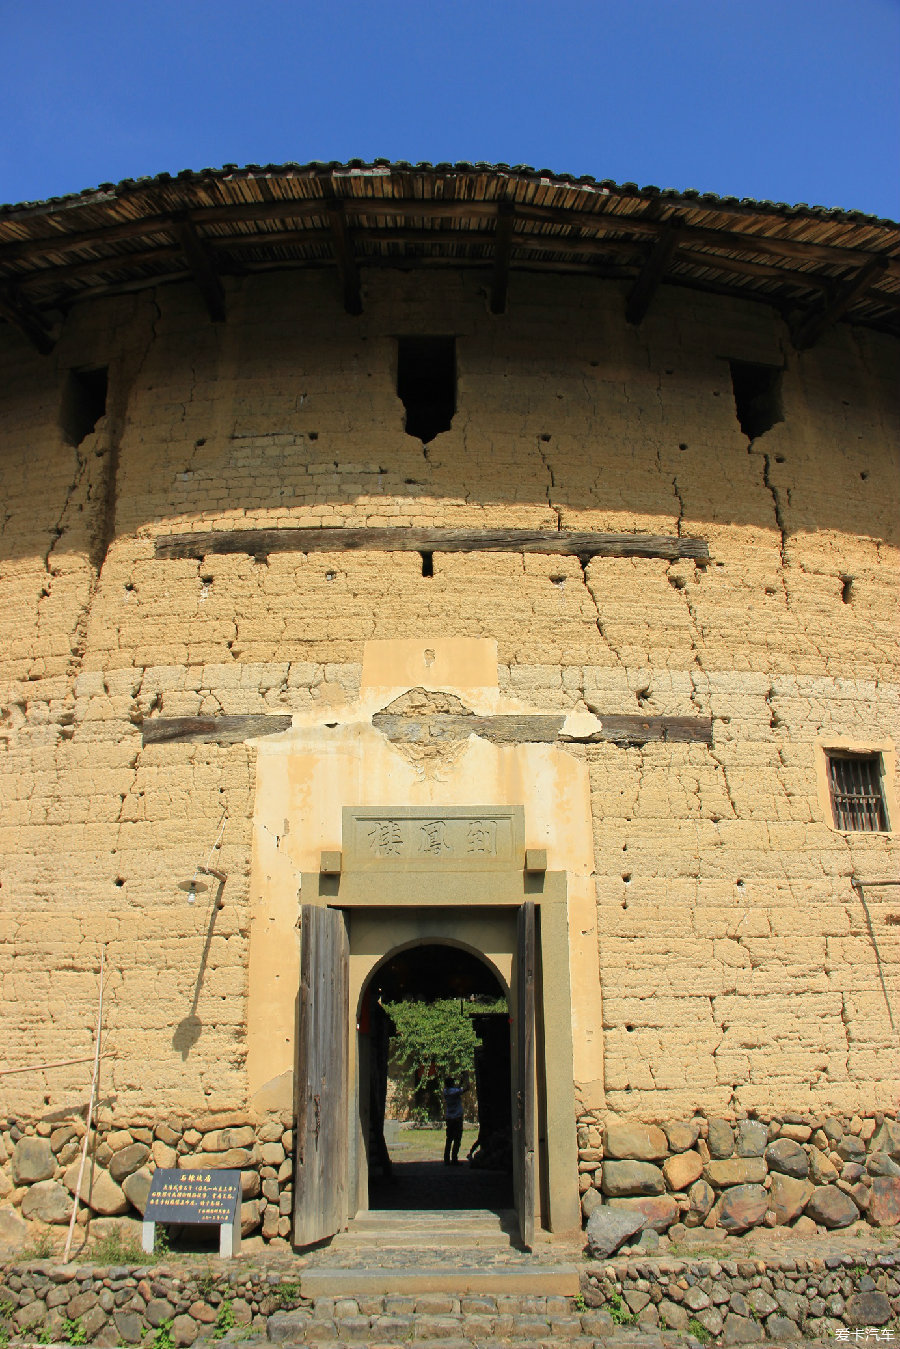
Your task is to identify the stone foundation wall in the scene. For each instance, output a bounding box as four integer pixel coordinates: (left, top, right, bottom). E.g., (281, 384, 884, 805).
(0, 1260, 305, 1346)
(0, 1253, 898, 1346)
(581, 1250, 900, 1341)
(577, 1110, 900, 1235)
(0, 1110, 294, 1252)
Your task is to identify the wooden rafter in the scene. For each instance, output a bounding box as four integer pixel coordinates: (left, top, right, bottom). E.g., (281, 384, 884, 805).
(791, 256, 890, 349)
(324, 199, 362, 314)
(0, 283, 54, 354)
(490, 202, 516, 314)
(172, 216, 226, 322)
(626, 216, 683, 324)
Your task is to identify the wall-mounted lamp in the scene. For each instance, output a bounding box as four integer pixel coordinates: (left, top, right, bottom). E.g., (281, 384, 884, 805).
(178, 879, 208, 905)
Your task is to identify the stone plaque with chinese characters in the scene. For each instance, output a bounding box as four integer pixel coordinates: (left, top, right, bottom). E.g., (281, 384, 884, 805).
(343, 805, 524, 872)
(144, 1168, 241, 1225)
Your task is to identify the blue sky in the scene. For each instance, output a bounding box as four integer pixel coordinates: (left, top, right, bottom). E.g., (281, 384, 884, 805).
(2, 0, 898, 218)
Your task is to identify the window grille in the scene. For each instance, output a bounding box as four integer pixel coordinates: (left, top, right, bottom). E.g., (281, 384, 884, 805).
(827, 753, 889, 832)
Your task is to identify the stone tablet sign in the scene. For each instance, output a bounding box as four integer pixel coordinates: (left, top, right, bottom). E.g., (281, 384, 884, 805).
(344, 805, 524, 873)
(142, 1169, 242, 1257)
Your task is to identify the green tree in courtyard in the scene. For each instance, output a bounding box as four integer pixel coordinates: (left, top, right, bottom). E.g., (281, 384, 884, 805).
(383, 998, 504, 1122)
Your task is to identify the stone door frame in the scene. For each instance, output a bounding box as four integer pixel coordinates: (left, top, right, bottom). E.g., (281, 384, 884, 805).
(298, 803, 582, 1235)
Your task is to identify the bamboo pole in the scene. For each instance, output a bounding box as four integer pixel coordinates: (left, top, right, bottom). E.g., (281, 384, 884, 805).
(63, 946, 105, 1264)
(0, 1053, 114, 1077)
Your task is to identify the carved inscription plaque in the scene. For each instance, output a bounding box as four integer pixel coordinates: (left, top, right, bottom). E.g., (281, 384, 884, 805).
(343, 805, 524, 872)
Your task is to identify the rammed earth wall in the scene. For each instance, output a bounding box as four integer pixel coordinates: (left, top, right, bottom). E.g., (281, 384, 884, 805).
(0, 267, 898, 1179)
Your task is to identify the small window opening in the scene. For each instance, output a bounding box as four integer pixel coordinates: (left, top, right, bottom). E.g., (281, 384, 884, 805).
(729, 360, 783, 440)
(827, 752, 889, 832)
(420, 550, 434, 578)
(397, 337, 455, 443)
(60, 367, 108, 446)
(841, 576, 853, 604)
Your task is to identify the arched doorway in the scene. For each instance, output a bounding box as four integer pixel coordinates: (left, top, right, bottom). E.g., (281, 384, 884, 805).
(292, 879, 579, 1250)
(358, 940, 514, 1213)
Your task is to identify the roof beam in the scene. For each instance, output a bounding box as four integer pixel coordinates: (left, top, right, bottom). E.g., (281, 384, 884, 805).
(325, 199, 362, 314)
(12, 228, 839, 296)
(677, 246, 831, 292)
(173, 216, 225, 322)
(2, 195, 896, 279)
(490, 202, 516, 314)
(14, 244, 185, 289)
(0, 212, 176, 266)
(626, 216, 683, 324)
(790, 256, 889, 349)
(0, 283, 55, 354)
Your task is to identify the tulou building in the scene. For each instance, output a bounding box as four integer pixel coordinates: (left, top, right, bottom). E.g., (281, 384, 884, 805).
(0, 162, 899, 1255)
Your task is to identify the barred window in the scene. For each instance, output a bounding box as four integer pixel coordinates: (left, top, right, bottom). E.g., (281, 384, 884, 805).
(827, 752, 889, 832)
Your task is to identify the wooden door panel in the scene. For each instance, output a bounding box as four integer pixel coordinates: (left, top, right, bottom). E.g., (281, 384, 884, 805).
(293, 904, 349, 1247)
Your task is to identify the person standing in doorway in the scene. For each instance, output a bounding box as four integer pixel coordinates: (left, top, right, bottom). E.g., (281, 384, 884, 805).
(443, 1076, 464, 1165)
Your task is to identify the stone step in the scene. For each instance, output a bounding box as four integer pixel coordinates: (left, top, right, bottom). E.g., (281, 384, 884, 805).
(297, 1263, 581, 1298)
(350, 1208, 515, 1231)
(267, 1304, 664, 1345)
(332, 1227, 513, 1250)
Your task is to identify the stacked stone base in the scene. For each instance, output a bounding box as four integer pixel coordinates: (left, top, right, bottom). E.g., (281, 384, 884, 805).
(0, 1110, 293, 1253)
(1, 1255, 899, 1345)
(582, 1251, 900, 1342)
(0, 1260, 305, 1346)
(577, 1110, 900, 1236)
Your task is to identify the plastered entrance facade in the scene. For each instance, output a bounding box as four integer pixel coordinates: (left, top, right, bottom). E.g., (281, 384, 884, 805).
(245, 637, 587, 1238)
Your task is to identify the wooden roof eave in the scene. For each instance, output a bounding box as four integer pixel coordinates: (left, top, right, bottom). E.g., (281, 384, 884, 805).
(1, 172, 898, 346)
(2, 191, 897, 274)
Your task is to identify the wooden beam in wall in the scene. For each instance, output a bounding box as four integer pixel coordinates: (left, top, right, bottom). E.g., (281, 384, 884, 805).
(562, 713, 713, 746)
(790, 256, 889, 350)
(373, 711, 713, 746)
(490, 202, 516, 314)
(374, 710, 714, 747)
(0, 283, 55, 354)
(173, 216, 226, 322)
(142, 714, 292, 746)
(325, 200, 362, 315)
(372, 712, 565, 744)
(154, 526, 710, 562)
(143, 710, 713, 749)
(626, 216, 683, 325)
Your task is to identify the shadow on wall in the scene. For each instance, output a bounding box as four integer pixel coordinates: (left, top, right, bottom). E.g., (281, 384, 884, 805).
(171, 874, 225, 1061)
